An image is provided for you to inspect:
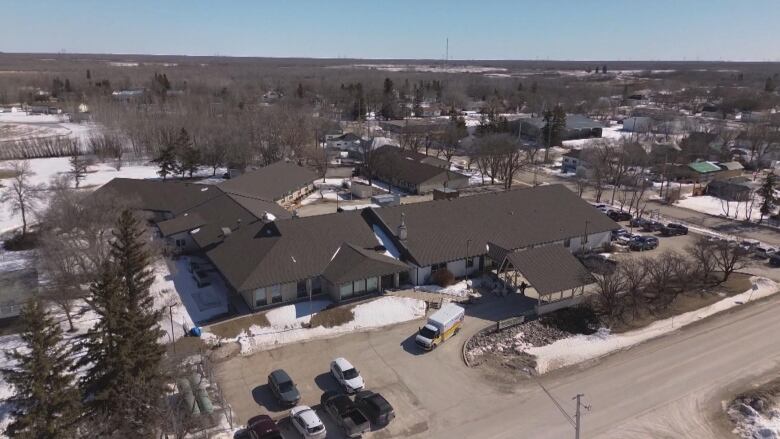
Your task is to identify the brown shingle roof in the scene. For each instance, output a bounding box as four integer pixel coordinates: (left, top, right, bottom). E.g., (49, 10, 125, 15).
(322, 243, 408, 285)
(95, 178, 222, 215)
(505, 246, 594, 295)
(157, 213, 206, 237)
(372, 146, 468, 186)
(218, 161, 318, 201)
(205, 211, 381, 292)
(368, 184, 619, 267)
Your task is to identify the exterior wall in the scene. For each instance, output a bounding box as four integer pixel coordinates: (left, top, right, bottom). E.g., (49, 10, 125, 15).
(241, 281, 298, 310)
(417, 175, 470, 194)
(553, 230, 611, 253)
(167, 231, 198, 253)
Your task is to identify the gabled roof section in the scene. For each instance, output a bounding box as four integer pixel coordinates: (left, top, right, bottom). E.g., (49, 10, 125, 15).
(157, 213, 206, 237)
(688, 161, 722, 174)
(217, 161, 318, 201)
(372, 146, 468, 186)
(205, 211, 381, 292)
(369, 184, 619, 267)
(322, 243, 409, 285)
(95, 178, 221, 215)
(505, 245, 594, 295)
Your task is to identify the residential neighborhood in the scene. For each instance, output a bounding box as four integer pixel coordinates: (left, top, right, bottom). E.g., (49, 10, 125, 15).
(3, 3, 780, 439)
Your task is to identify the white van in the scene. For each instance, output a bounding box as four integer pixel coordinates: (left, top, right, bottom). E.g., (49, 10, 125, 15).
(415, 303, 465, 351)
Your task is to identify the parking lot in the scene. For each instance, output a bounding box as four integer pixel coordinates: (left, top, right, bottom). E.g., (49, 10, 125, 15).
(215, 293, 537, 438)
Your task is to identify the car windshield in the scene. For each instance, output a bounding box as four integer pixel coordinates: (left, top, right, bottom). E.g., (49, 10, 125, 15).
(343, 368, 359, 380)
(278, 381, 294, 393)
(419, 327, 438, 339)
(307, 424, 324, 433)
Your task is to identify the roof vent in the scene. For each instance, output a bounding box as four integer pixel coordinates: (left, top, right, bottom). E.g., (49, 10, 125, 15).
(397, 212, 408, 243)
(221, 227, 232, 237)
(262, 212, 277, 222)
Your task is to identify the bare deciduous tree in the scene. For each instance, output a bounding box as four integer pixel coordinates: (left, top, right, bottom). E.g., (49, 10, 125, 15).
(0, 160, 45, 236)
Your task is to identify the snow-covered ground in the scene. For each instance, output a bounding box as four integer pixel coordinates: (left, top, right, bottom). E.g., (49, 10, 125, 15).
(526, 276, 777, 374)
(730, 398, 780, 439)
(203, 296, 426, 355)
(163, 256, 228, 327)
(561, 124, 630, 148)
(676, 195, 771, 222)
(0, 157, 220, 234)
(417, 279, 477, 298)
(0, 113, 97, 145)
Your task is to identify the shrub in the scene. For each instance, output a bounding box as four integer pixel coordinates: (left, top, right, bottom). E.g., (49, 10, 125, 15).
(431, 269, 455, 287)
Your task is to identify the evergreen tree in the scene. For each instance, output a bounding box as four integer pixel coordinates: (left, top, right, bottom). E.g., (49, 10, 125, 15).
(758, 172, 777, 223)
(296, 82, 305, 99)
(541, 105, 566, 162)
(766, 76, 776, 92)
(69, 154, 89, 188)
(78, 211, 165, 436)
(602, 64, 607, 74)
(2, 300, 81, 439)
(152, 144, 178, 180)
(380, 77, 397, 120)
(174, 128, 198, 177)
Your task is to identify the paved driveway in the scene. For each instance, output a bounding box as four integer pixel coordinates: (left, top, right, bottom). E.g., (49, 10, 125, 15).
(214, 293, 536, 438)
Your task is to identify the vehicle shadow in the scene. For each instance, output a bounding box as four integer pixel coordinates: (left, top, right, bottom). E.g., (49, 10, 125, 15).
(251, 384, 285, 413)
(314, 372, 341, 393)
(400, 333, 425, 356)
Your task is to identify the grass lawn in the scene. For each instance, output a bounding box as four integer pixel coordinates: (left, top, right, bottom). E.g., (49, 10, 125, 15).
(207, 312, 271, 339)
(611, 272, 753, 333)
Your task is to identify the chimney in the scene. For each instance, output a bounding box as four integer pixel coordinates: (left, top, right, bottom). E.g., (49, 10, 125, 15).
(236, 218, 242, 230)
(397, 212, 408, 243)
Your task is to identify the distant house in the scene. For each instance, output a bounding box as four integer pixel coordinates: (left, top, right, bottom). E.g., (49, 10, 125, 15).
(519, 114, 603, 143)
(326, 132, 362, 151)
(218, 160, 319, 205)
(706, 177, 752, 201)
(379, 118, 450, 135)
(687, 161, 723, 182)
(716, 161, 744, 179)
(561, 149, 588, 174)
(368, 146, 469, 194)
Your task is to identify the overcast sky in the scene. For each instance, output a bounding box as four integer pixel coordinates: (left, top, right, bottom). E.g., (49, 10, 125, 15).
(2, 0, 778, 61)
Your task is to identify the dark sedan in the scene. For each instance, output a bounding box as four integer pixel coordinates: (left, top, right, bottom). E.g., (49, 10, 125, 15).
(629, 236, 659, 251)
(267, 369, 301, 407)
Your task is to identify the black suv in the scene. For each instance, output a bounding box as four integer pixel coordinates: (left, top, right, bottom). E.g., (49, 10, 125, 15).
(354, 390, 395, 429)
(660, 223, 688, 236)
(607, 210, 632, 222)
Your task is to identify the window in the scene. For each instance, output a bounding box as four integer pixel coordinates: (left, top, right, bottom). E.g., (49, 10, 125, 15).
(175, 239, 186, 247)
(563, 238, 571, 248)
(270, 285, 282, 303)
(366, 277, 378, 292)
(431, 262, 447, 273)
(254, 288, 267, 308)
(340, 283, 353, 299)
(297, 280, 308, 298)
(353, 279, 366, 294)
(466, 258, 474, 268)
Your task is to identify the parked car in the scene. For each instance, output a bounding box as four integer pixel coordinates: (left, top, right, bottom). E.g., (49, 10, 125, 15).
(641, 220, 664, 232)
(192, 269, 211, 287)
(629, 217, 648, 228)
(607, 210, 632, 222)
(770, 254, 780, 267)
(290, 406, 327, 439)
(354, 390, 395, 428)
(236, 415, 282, 439)
(330, 357, 365, 394)
(611, 228, 629, 240)
(267, 369, 300, 406)
(320, 391, 371, 438)
(616, 233, 636, 245)
(660, 223, 688, 236)
(755, 246, 777, 259)
(629, 236, 659, 251)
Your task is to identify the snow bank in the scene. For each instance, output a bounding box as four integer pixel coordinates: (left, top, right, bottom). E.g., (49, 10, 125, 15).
(528, 277, 778, 374)
(205, 296, 426, 355)
(676, 195, 770, 222)
(729, 400, 780, 439)
(417, 278, 481, 298)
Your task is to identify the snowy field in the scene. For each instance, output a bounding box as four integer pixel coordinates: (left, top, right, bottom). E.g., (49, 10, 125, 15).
(676, 195, 772, 222)
(527, 276, 777, 374)
(0, 157, 219, 233)
(0, 112, 96, 145)
(203, 296, 426, 355)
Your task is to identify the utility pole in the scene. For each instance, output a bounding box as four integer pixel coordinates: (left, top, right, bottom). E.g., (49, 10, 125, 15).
(573, 393, 590, 439)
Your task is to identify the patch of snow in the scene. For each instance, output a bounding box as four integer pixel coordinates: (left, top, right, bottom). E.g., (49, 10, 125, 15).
(527, 276, 778, 374)
(417, 278, 480, 298)
(730, 401, 780, 439)
(372, 224, 401, 259)
(204, 296, 425, 355)
(676, 195, 770, 222)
